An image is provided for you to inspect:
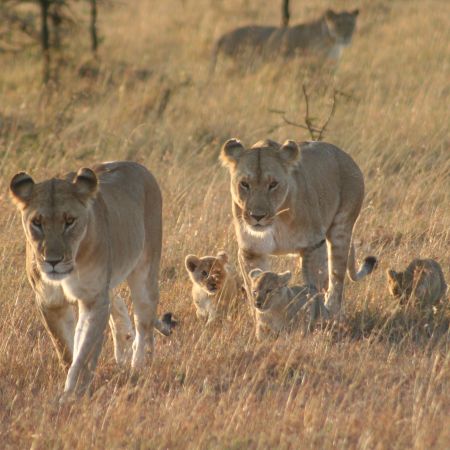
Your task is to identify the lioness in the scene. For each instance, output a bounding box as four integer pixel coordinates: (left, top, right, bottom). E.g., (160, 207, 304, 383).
(10, 161, 164, 398)
(387, 259, 447, 309)
(185, 251, 241, 324)
(211, 9, 359, 71)
(220, 139, 377, 317)
(249, 269, 329, 340)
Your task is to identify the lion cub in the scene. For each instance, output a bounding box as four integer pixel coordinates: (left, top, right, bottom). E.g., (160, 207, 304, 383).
(387, 259, 447, 309)
(249, 269, 329, 340)
(185, 251, 241, 324)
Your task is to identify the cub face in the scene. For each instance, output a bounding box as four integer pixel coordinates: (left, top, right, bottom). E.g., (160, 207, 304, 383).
(325, 9, 359, 45)
(249, 269, 292, 310)
(386, 269, 403, 298)
(10, 169, 98, 283)
(185, 251, 229, 295)
(220, 139, 300, 231)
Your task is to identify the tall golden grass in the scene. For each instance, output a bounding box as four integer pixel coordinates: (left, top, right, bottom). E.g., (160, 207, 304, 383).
(0, 0, 449, 448)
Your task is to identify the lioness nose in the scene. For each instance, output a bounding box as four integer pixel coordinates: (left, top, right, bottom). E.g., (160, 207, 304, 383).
(250, 213, 266, 222)
(44, 257, 63, 268)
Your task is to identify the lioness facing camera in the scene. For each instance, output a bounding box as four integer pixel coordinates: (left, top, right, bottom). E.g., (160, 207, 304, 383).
(10, 161, 163, 399)
(220, 139, 376, 317)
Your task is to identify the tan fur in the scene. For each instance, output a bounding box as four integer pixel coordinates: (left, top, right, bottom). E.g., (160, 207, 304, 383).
(185, 251, 241, 324)
(249, 269, 329, 340)
(211, 9, 359, 71)
(10, 161, 164, 398)
(387, 259, 447, 309)
(220, 139, 376, 317)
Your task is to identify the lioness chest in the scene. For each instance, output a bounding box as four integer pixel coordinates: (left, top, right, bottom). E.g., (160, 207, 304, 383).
(239, 222, 325, 256)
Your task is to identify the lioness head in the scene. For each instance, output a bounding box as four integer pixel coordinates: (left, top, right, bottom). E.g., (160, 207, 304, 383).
(185, 251, 229, 295)
(10, 168, 98, 283)
(249, 269, 292, 310)
(220, 139, 299, 231)
(325, 9, 359, 45)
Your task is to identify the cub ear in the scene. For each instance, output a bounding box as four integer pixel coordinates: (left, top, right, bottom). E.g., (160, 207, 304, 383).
(277, 271, 292, 286)
(10, 172, 35, 208)
(185, 255, 200, 273)
(325, 9, 336, 19)
(217, 251, 228, 263)
(386, 269, 397, 281)
(249, 268, 263, 280)
(73, 168, 98, 200)
(220, 138, 245, 168)
(278, 140, 300, 165)
(352, 9, 359, 17)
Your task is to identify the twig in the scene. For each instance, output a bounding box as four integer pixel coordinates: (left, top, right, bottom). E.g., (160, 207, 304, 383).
(317, 90, 337, 141)
(302, 84, 316, 140)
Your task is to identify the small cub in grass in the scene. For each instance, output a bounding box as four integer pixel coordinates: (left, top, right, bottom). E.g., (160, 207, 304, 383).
(249, 269, 329, 340)
(386, 259, 447, 309)
(185, 251, 241, 324)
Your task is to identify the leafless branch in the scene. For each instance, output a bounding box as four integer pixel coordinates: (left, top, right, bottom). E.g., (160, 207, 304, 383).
(317, 90, 337, 141)
(302, 84, 316, 140)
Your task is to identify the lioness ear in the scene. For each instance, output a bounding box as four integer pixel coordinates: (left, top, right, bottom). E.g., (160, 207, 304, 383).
(217, 251, 228, 263)
(278, 140, 300, 165)
(249, 268, 263, 280)
(277, 271, 292, 286)
(73, 168, 98, 200)
(185, 255, 200, 273)
(10, 172, 35, 208)
(220, 139, 245, 167)
(352, 9, 359, 17)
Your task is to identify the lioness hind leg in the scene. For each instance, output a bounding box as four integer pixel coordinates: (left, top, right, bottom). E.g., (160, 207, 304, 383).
(301, 243, 329, 291)
(109, 294, 134, 366)
(127, 268, 159, 369)
(325, 217, 353, 316)
(35, 285, 76, 368)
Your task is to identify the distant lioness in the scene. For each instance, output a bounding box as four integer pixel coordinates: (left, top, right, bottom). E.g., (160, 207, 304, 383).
(185, 251, 241, 324)
(220, 139, 377, 317)
(211, 9, 359, 71)
(387, 259, 447, 309)
(10, 161, 165, 399)
(249, 269, 329, 340)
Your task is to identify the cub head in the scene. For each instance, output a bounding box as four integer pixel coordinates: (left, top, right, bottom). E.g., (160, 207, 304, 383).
(386, 269, 405, 299)
(185, 251, 229, 295)
(10, 168, 98, 283)
(249, 269, 292, 310)
(325, 9, 359, 45)
(220, 139, 299, 231)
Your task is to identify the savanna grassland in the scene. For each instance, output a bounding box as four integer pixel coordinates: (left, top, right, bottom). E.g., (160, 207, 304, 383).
(0, 0, 449, 448)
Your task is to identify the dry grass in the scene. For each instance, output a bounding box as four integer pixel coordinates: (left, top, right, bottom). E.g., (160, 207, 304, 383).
(1, 0, 449, 448)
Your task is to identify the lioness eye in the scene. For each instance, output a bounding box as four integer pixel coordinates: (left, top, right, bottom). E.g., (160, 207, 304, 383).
(64, 216, 76, 229)
(201, 271, 208, 277)
(240, 181, 250, 190)
(32, 217, 42, 228)
(268, 181, 278, 190)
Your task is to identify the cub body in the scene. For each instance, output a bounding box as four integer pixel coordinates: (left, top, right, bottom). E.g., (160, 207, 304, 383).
(185, 251, 241, 324)
(10, 161, 163, 398)
(387, 259, 447, 309)
(249, 269, 329, 340)
(211, 9, 359, 71)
